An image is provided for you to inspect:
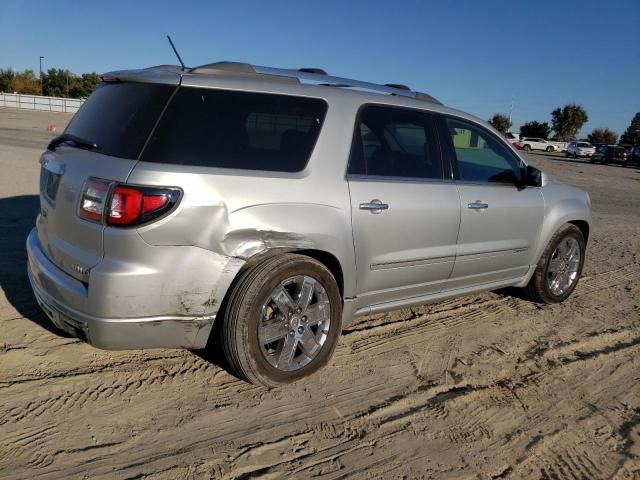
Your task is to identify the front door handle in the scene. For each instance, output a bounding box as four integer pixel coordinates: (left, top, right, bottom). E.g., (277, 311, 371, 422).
(359, 199, 389, 214)
(467, 201, 489, 210)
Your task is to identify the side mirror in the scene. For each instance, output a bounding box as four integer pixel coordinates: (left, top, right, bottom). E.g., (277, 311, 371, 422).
(524, 165, 542, 187)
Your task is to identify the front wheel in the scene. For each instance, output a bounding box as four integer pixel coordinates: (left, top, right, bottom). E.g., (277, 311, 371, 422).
(523, 145, 531, 151)
(523, 224, 585, 303)
(221, 254, 342, 387)
(546, 146, 554, 152)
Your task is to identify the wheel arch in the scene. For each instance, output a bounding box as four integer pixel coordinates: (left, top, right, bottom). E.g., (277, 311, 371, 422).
(293, 249, 344, 299)
(569, 219, 590, 244)
(533, 188, 591, 267)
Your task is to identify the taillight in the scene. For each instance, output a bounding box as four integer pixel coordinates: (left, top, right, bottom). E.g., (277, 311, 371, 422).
(78, 178, 180, 227)
(107, 186, 172, 225)
(79, 179, 110, 222)
(108, 186, 143, 225)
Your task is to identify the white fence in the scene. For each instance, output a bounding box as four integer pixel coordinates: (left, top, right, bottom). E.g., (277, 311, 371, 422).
(0, 93, 84, 113)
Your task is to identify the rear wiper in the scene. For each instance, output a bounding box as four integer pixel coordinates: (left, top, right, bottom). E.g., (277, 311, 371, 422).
(47, 133, 101, 152)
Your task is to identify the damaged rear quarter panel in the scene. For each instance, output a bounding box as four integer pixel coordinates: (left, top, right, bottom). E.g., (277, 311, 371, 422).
(95, 226, 246, 318)
(136, 200, 356, 297)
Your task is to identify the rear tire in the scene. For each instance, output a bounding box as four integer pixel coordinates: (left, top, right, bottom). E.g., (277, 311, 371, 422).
(523, 224, 585, 304)
(221, 254, 342, 387)
(523, 145, 531, 151)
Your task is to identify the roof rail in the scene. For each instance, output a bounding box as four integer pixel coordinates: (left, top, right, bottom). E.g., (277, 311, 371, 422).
(298, 68, 327, 75)
(385, 83, 410, 91)
(178, 61, 442, 105)
(253, 65, 442, 104)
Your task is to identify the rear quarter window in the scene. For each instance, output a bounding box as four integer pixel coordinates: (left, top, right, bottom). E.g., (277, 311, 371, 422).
(141, 88, 328, 172)
(64, 82, 176, 160)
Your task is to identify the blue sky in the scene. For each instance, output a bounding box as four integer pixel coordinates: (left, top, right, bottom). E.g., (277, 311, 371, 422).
(2, 0, 639, 136)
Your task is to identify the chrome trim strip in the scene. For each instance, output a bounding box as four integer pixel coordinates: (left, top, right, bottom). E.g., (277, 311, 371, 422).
(455, 247, 529, 261)
(371, 255, 455, 270)
(455, 180, 523, 188)
(346, 174, 453, 185)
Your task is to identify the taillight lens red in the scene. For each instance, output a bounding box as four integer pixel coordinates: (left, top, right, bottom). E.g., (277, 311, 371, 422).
(142, 194, 170, 214)
(108, 186, 143, 225)
(78, 179, 179, 227)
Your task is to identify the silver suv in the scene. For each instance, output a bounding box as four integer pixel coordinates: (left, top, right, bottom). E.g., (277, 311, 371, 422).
(27, 62, 591, 386)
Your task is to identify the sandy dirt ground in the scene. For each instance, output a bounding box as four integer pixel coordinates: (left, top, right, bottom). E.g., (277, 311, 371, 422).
(0, 107, 639, 479)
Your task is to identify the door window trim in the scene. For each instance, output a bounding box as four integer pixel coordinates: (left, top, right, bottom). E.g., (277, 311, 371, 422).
(345, 103, 452, 183)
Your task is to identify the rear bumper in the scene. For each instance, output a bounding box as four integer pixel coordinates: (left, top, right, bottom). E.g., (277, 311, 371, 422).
(26, 228, 216, 350)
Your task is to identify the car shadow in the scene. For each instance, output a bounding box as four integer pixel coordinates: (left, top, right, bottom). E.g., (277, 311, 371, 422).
(0, 194, 71, 337)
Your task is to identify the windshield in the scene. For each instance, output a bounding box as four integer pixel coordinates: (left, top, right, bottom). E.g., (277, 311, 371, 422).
(64, 82, 176, 159)
(577, 142, 592, 148)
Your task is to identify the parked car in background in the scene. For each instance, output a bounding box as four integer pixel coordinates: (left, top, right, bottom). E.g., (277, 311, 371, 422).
(566, 141, 595, 158)
(506, 132, 520, 143)
(518, 137, 557, 152)
(631, 145, 640, 165)
(27, 61, 592, 386)
(549, 141, 568, 152)
(591, 145, 630, 165)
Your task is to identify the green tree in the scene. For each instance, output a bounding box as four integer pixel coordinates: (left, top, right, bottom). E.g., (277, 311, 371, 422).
(620, 112, 640, 146)
(42, 68, 74, 97)
(587, 128, 617, 145)
(488, 113, 512, 135)
(4, 69, 40, 94)
(551, 104, 589, 141)
(520, 121, 551, 139)
(41, 68, 99, 98)
(73, 72, 99, 98)
(0, 68, 16, 92)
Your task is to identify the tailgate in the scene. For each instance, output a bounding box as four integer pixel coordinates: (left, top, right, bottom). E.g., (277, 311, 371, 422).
(37, 149, 137, 282)
(35, 78, 178, 282)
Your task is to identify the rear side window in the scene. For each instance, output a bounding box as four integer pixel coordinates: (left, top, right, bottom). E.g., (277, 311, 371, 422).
(445, 117, 522, 184)
(348, 105, 442, 179)
(64, 82, 176, 160)
(141, 88, 327, 172)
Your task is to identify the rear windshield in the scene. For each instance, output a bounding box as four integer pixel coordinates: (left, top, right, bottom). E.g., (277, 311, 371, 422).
(64, 82, 176, 159)
(141, 87, 328, 172)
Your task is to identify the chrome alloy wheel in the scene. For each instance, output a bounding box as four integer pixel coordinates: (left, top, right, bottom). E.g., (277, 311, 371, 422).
(258, 275, 331, 371)
(547, 237, 580, 296)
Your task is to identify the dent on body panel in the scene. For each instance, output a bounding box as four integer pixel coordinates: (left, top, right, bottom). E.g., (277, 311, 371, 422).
(219, 229, 316, 258)
(138, 201, 354, 300)
(173, 255, 246, 316)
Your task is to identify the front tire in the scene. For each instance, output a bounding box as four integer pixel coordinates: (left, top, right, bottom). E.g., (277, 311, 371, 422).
(524, 224, 585, 303)
(221, 254, 342, 387)
(523, 145, 531, 151)
(546, 146, 553, 152)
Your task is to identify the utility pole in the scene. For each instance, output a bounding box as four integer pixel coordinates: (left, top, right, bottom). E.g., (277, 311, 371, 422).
(508, 96, 515, 129)
(39, 56, 45, 95)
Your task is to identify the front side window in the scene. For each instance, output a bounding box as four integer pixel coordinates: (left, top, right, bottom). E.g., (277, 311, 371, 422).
(348, 105, 442, 179)
(141, 88, 327, 172)
(445, 117, 522, 184)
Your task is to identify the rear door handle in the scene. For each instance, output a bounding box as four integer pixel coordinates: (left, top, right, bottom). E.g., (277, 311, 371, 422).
(467, 201, 489, 210)
(359, 199, 389, 213)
